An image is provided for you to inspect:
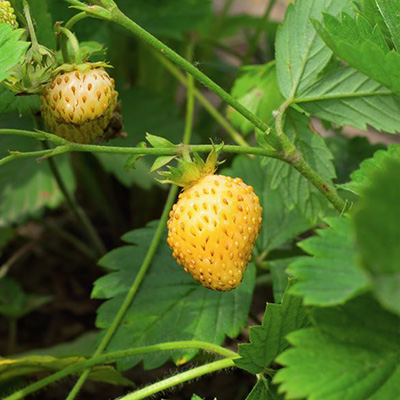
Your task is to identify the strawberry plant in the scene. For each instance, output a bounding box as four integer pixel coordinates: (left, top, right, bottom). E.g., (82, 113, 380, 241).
(0, 0, 399, 399)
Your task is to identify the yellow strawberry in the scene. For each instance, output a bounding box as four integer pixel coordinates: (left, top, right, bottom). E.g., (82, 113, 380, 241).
(0, 0, 18, 29)
(167, 172, 262, 291)
(41, 64, 118, 144)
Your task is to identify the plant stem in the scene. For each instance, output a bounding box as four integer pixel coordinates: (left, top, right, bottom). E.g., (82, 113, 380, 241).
(119, 358, 235, 400)
(58, 26, 83, 64)
(242, 0, 277, 65)
(289, 153, 346, 213)
(23, 1, 39, 49)
(109, 7, 287, 151)
(41, 143, 106, 256)
(5, 341, 238, 400)
(151, 50, 249, 147)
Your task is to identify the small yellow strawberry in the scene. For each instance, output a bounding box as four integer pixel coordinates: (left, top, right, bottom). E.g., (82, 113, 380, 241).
(163, 148, 262, 291)
(41, 64, 118, 144)
(0, 0, 18, 29)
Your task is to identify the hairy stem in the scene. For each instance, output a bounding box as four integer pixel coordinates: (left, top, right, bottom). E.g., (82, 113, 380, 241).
(108, 7, 287, 151)
(5, 341, 238, 400)
(118, 358, 236, 400)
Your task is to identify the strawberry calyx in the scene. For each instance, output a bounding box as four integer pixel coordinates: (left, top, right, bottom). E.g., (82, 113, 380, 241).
(51, 61, 111, 77)
(157, 143, 224, 188)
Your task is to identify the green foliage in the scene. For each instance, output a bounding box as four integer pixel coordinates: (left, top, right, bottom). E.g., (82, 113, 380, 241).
(375, 0, 400, 51)
(288, 217, 369, 306)
(315, 12, 400, 96)
(0, 24, 29, 82)
(118, 0, 212, 39)
(0, 85, 40, 114)
(263, 110, 336, 223)
(0, 227, 15, 256)
(0, 277, 51, 319)
(93, 221, 256, 370)
(274, 295, 400, 400)
(228, 63, 284, 135)
(341, 144, 400, 195)
(245, 376, 283, 400)
(297, 67, 400, 133)
(0, 135, 76, 226)
(235, 282, 309, 374)
(275, 0, 353, 99)
(326, 135, 385, 184)
(222, 156, 311, 256)
(352, 157, 400, 316)
(268, 258, 297, 303)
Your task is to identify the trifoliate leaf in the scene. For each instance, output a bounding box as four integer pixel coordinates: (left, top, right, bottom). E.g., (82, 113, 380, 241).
(341, 144, 400, 195)
(235, 282, 309, 374)
(276, 0, 353, 99)
(288, 217, 369, 306)
(274, 295, 400, 400)
(352, 157, 400, 316)
(93, 221, 256, 370)
(297, 67, 400, 134)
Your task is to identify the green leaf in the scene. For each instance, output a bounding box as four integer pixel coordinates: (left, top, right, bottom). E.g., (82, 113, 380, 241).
(341, 144, 400, 195)
(228, 63, 284, 135)
(263, 109, 336, 223)
(0, 24, 29, 82)
(0, 355, 133, 386)
(276, 0, 353, 99)
(0, 85, 40, 115)
(288, 217, 369, 306)
(268, 258, 298, 303)
(326, 135, 385, 184)
(93, 221, 256, 370)
(222, 156, 311, 256)
(274, 295, 400, 400)
(0, 277, 52, 319)
(315, 12, 400, 96)
(0, 134, 76, 226)
(118, 0, 212, 39)
(95, 87, 186, 190)
(245, 376, 284, 400)
(375, 0, 400, 52)
(352, 156, 400, 316)
(235, 282, 309, 375)
(296, 66, 400, 133)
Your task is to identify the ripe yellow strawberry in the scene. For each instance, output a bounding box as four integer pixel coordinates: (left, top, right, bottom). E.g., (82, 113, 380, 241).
(0, 0, 18, 29)
(40, 65, 118, 144)
(167, 174, 262, 291)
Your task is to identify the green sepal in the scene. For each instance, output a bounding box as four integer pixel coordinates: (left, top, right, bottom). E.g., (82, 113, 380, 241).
(157, 143, 224, 188)
(124, 142, 147, 170)
(146, 133, 175, 148)
(150, 155, 177, 173)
